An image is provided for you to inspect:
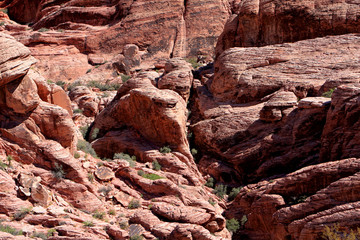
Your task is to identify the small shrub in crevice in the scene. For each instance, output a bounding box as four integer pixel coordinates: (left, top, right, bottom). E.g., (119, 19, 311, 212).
(98, 186, 112, 197)
(92, 210, 105, 220)
(152, 160, 161, 171)
(38, 28, 50, 32)
(73, 108, 83, 114)
(79, 125, 89, 138)
(31, 232, 47, 240)
(130, 235, 144, 240)
(67, 81, 83, 91)
(137, 170, 145, 176)
(108, 209, 116, 215)
(83, 221, 94, 227)
(74, 152, 80, 159)
(0, 224, 23, 235)
(226, 218, 240, 234)
(90, 128, 99, 140)
(159, 146, 171, 154)
(240, 215, 248, 228)
(142, 173, 163, 180)
(204, 177, 214, 188)
(77, 140, 97, 158)
(55, 81, 66, 89)
(228, 187, 242, 201)
(113, 153, 136, 167)
(208, 198, 216, 206)
(128, 199, 141, 209)
(52, 163, 65, 179)
(322, 88, 335, 98)
(121, 74, 131, 83)
(322, 224, 360, 240)
(119, 220, 129, 229)
(213, 184, 227, 199)
(13, 207, 32, 220)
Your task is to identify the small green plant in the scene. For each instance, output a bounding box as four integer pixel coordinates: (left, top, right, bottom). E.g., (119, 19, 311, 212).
(31, 231, 47, 240)
(119, 220, 129, 229)
(213, 184, 227, 199)
(92, 210, 106, 220)
(56, 29, 64, 32)
(88, 173, 94, 182)
(120, 74, 131, 83)
(185, 57, 201, 69)
(288, 195, 308, 205)
(90, 128, 99, 140)
(52, 162, 65, 179)
(152, 160, 161, 171)
(13, 207, 32, 220)
(73, 108, 83, 114)
(0, 8, 8, 14)
(159, 146, 171, 154)
(205, 177, 215, 188)
(0, 161, 8, 171)
(108, 209, 116, 215)
(77, 140, 97, 158)
(38, 28, 50, 32)
(226, 218, 240, 234)
(208, 198, 216, 206)
(113, 153, 136, 167)
(47, 79, 54, 84)
(191, 148, 198, 157)
(6, 155, 13, 167)
(322, 88, 335, 98)
(47, 228, 57, 237)
(98, 186, 112, 197)
(130, 235, 144, 240)
(55, 81, 66, 89)
(137, 170, 145, 176)
(142, 173, 163, 180)
(240, 215, 248, 227)
(0, 223, 23, 235)
(79, 125, 89, 138)
(86, 81, 121, 91)
(0, 22, 5, 26)
(67, 81, 83, 91)
(128, 199, 141, 209)
(228, 187, 242, 201)
(83, 221, 94, 227)
(74, 152, 80, 159)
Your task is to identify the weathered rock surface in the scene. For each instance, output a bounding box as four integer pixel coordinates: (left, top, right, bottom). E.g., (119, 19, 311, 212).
(216, 0, 360, 54)
(212, 34, 360, 103)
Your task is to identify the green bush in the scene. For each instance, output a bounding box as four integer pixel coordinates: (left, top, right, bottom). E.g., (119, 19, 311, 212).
(128, 199, 141, 209)
(152, 160, 161, 171)
(137, 170, 145, 176)
(119, 220, 129, 229)
(77, 140, 97, 158)
(47, 228, 57, 237)
(226, 218, 240, 234)
(228, 187, 242, 201)
(130, 235, 144, 240)
(121, 74, 131, 83)
(67, 81, 83, 91)
(74, 152, 80, 159)
(90, 128, 99, 140)
(191, 148, 198, 157)
(185, 57, 201, 69)
(205, 177, 214, 188)
(0, 161, 8, 171)
(73, 108, 83, 114)
(113, 153, 136, 167)
(56, 81, 66, 89)
(38, 28, 50, 32)
(92, 210, 105, 220)
(208, 198, 216, 206)
(79, 125, 89, 138)
(83, 221, 94, 227)
(88, 173, 94, 182)
(322, 88, 335, 98)
(6, 155, 12, 166)
(142, 173, 163, 180)
(31, 232, 47, 240)
(108, 209, 116, 215)
(52, 163, 65, 179)
(240, 215, 248, 227)
(213, 184, 227, 199)
(86, 81, 121, 91)
(13, 207, 32, 220)
(0, 224, 23, 235)
(0, 9, 8, 14)
(159, 146, 171, 154)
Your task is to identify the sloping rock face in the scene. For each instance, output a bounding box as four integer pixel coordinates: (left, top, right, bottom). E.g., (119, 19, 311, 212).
(226, 158, 360, 240)
(216, 0, 360, 55)
(2, 0, 232, 58)
(212, 34, 360, 103)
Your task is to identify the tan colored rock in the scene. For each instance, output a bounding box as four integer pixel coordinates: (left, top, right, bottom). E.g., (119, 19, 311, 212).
(0, 32, 36, 86)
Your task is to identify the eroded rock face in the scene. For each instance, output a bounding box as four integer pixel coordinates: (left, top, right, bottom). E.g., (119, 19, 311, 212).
(212, 34, 360, 103)
(216, 0, 360, 55)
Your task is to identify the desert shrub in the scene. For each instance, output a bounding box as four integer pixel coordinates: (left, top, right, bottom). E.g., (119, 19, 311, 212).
(108, 209, 116, 215)
(13, 207, 32, 220)
(77, 140, 97, 157)
(128, 199, 141, 209)
(0, 224, 23, 235)
(322, 224, 360, 240)
(73, 108, 83, 114)
(31, 232, 47, 240)
(52, 163, 65, 179)
(113, 153, 136, 167)
(137, 170, 145, 176)
(47, 228, 57, 237)
(288, 195, 308, 205)
(205, 177, 215, 188)
(185, 57, 201, 69)
(86, 69, 92, 74)
(0, 161, 7, 171)
(191, 148, 198, 157)
(240, 215, 248, 227)
(6, 155, 12, 166)
(322, 88, 335, 98)
(119, 220, 129, 229)
(86, 81, 121, 91)
(208, 198, 216, 206)
(55, 81, 66, 89)
(152, 160, 161, 171)
(79, 125, 89, 138)
(67, 81, 83, 91)
(213, 184, 227, 199)
(38, 28, 50, 32)
(83, 221, 94, 227)
(88, 173, 94, 182)
(159, 146, 171, 154)
(121, 74, 131, 83)
(0, 22, 5, 26)
(98, 186, 112, 197)
(90, 128, 99, 140)
(226, 218, 240, 234)
(92, 210, 105, 220)
(0, 9, 8, 14)
(142, 173, 163, 180)
(130, 235, 144, 240)
(228, 187, 242, 201)
(74, 152, 80, 159)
